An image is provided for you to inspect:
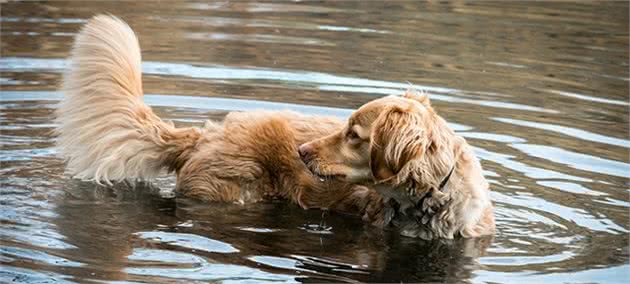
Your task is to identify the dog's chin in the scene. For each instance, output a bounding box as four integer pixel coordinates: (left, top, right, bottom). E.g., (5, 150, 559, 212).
(312, 171, 346, 182)
(303, 164, 346, 182)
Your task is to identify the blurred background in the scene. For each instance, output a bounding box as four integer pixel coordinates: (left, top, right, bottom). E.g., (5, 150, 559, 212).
(1, 1, 628, 283)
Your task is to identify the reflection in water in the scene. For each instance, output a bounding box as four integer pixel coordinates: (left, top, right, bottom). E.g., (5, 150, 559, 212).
(49, 183, 492, 283)
(1, 1, 628, 283)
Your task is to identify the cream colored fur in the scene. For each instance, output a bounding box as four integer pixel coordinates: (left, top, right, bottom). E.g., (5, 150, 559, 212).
(55, 15, 201, 184)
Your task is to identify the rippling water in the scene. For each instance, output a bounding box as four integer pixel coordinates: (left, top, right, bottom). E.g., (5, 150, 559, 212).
(1, 1, 628, 283)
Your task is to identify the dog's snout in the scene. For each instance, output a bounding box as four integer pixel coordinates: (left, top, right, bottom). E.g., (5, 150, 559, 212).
(298, 143, 314, 162)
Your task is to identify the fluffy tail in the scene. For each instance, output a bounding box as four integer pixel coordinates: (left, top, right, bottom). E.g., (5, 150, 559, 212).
(55, 15, 201, 184)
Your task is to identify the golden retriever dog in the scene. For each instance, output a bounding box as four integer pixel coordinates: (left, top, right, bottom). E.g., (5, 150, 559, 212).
(55, 15, 383, 217)
(298, 92, 496, 239)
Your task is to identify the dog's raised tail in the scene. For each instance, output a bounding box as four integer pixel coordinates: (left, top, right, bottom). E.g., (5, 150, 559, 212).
(55, 15, 201, 184)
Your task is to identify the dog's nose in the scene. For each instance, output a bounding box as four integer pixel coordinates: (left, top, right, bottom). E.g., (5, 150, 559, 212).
(298, 143, 313, 162)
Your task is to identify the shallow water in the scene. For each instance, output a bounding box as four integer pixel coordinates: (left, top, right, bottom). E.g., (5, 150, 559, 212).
(1, 1, 628, 283)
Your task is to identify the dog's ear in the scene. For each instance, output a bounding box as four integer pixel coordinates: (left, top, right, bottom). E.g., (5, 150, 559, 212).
(369, 104, 427, 183)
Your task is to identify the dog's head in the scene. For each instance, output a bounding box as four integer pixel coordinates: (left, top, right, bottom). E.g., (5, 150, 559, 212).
(299, 91, 444, 184)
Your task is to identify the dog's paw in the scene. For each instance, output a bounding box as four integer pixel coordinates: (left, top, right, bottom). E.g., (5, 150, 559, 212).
(361, 192, 387, 227)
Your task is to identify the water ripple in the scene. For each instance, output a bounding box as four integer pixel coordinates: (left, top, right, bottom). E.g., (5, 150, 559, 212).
(493, 117, 630, 148)
(134, 231, 239, 254)
(511, 144, 630, 178)
(0, 57, 559, 113)
(1, 1, 628, 283)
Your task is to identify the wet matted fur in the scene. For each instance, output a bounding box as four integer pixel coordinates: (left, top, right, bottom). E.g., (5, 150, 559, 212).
(55, 15, 382, 217)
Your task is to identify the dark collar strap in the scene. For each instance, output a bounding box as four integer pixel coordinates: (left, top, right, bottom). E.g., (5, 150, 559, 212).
(438, 165, 455, 191)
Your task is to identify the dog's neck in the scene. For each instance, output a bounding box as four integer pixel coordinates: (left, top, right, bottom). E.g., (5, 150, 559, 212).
(375, 162, 460, 238)
(375, 137, 462, 228)
(375, 159, 457, 201)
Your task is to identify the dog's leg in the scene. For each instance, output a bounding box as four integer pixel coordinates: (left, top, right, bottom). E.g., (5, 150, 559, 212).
(56, 15, 201, 184)
(299, 183, 386, 223)
(175, 176, 244, 203)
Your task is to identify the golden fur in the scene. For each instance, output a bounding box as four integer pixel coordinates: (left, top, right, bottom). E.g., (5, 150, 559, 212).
(55, 15, 382, 218)
(57, 15, 493, 239)
(299, 91, 496, 239)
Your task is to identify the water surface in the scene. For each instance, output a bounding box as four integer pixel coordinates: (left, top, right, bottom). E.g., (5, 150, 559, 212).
(1, 1, 629, 283)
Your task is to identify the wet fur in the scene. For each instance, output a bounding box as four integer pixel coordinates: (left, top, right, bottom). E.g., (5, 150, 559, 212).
(55, 15, 382, 217)
(300, 92, 495, 239)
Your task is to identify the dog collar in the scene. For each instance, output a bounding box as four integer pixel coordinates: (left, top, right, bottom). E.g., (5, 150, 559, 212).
(438, 165, 455, 192)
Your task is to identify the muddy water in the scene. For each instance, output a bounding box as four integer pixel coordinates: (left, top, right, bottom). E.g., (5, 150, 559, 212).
(1, 1, 628, 283)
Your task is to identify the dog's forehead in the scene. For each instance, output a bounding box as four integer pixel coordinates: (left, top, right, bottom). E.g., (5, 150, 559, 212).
(350, 96, 407, 126)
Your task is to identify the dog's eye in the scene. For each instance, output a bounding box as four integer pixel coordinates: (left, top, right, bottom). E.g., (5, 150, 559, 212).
(347, 130, 361, 144)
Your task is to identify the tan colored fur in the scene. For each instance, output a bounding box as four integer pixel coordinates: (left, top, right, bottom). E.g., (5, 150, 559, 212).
(55, 15, 382, 219)
(300, 91, 495, 239)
